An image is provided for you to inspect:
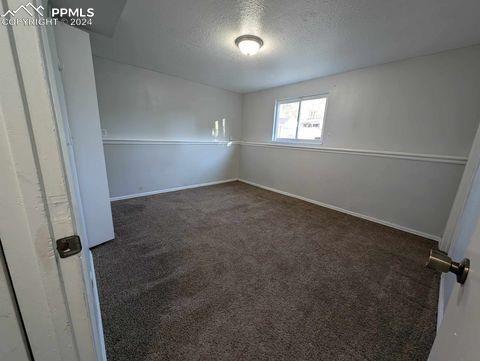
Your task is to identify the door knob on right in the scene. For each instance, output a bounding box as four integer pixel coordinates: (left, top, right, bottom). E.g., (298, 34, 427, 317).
(426, 248, 470, 284)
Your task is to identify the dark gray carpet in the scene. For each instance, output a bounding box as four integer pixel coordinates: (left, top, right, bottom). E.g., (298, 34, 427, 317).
(92, 181, 439, 361)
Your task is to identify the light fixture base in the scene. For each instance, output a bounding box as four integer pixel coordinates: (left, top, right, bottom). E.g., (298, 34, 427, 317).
(235, 35, 264, 56)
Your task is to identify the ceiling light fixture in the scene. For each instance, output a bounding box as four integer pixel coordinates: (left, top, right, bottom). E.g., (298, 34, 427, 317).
(235, 35, 264, 56)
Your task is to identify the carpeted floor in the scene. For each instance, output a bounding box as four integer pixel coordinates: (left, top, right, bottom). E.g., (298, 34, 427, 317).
(92, 181, 439, 361)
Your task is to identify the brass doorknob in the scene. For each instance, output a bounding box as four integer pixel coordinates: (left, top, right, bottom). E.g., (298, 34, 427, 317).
(426, 249, 470, 284)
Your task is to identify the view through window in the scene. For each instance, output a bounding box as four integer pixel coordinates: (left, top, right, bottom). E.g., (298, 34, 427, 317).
(274, 95, 327, 143)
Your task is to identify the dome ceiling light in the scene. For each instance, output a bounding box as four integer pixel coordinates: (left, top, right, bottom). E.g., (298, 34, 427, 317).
(235, 35, 264, 56)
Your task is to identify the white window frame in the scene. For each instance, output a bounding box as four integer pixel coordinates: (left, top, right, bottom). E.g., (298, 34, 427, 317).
(272, 93, 328, 145)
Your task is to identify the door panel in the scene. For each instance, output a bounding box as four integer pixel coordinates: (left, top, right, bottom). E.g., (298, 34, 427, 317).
(438, 124, 480, 318)
(428, 130, 480, 360)
(428, 218, 480, 360)
(54, 23, 114, 248)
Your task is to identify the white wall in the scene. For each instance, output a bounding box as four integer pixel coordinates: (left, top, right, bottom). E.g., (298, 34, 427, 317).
(93, 57, 243, 198)
(240, 45, 480, 239)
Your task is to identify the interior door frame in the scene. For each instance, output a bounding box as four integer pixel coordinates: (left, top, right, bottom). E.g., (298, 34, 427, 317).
(0, 0, 104, 360)
(40, 10, 107, 361)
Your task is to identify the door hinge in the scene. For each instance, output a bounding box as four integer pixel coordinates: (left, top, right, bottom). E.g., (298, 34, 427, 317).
(56, 235, 82, 258)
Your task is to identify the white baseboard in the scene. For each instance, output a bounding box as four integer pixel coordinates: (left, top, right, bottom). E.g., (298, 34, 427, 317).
(238, 178, 441, 241)
(86, 251, 108, 361)
(111, 176, 440, 241)
(110, 178, 238, 201)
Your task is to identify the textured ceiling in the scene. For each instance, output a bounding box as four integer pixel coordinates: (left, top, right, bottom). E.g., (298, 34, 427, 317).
(90, 0, 480, 93)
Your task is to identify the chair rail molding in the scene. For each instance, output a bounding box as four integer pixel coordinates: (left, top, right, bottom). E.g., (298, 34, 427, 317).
(240, 141, 468, 165)
(102, 138, 467, 164)
(102, 138, 240, 146)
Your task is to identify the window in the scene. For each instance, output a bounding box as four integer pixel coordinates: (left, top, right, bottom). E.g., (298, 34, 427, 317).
(273, 95, 327, 143)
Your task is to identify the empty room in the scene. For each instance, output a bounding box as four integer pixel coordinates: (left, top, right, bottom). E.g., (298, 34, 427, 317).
(2, 1, 480, 361)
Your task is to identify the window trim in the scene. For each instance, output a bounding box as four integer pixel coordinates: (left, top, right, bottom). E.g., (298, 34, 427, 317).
(272, 93, 328, 145)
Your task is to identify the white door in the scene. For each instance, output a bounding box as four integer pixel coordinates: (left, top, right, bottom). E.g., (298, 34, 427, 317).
(53, 23, 114, 248)
(428, 130, 480, 360)
(428, 205, 480, 360)
(0, 1, 105, 360)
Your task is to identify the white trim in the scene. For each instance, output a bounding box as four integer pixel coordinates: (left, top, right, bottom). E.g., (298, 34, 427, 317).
(276, 92, 330, 103)
(42, 19, 107, 361)
(0, 4, 99, 359)
(111, 176, 440, 240)
(110, 175, 441, 240)
(110, 179, 238, 201)
(101, 138, 466, 164)
(241, 141, 467, 165)
(238, 179, 441, 241)
(87, 250, 107, 360)
(103, 138, 240, 146)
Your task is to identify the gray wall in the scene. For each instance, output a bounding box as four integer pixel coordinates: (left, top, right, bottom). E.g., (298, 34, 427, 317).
(240, 45, 480, 239)
(104, 142, 238, 199)
(94, 57, 242, 141)
(93, 57, 243, 199)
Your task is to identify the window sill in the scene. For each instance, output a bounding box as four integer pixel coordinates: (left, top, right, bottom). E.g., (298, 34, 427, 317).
(272, 140, 324, 147)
